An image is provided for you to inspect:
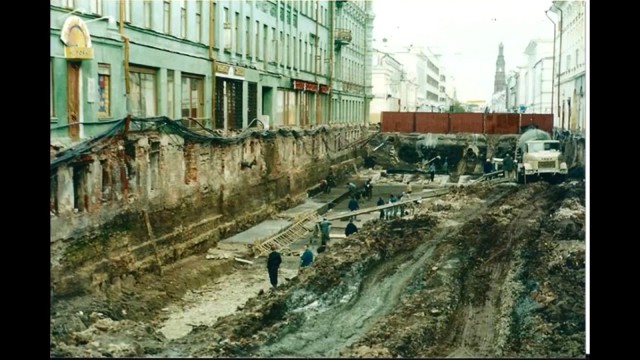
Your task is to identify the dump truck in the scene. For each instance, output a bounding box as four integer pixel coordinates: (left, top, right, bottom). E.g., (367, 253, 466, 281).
(515, 129, 567, 184)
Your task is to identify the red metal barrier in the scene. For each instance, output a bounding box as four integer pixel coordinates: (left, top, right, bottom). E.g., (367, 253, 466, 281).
(485, 113, 519, 134)
(450, 113, 483, 133)
(521, 114, 553, 133)
(380, 112, 554, 135)
(415, 112, 449, 133)
(381, 112, 415, 132)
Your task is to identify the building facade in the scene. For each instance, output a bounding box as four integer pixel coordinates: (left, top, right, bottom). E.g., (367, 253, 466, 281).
(50, 0, 374, 143)
(368, 44, 445, 121)
(369, 49, 404, 123)
(505, 40, 553, 114)
(549, 0, 586, 132)
(522, 39, 553, 114)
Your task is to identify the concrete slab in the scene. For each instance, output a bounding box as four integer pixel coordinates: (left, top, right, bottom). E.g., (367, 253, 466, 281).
(220, 219, 291, 244)
(279, 198, 327, 218)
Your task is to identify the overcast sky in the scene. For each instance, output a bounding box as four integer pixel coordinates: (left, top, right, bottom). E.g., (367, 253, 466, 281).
(372, 0, 559, 102)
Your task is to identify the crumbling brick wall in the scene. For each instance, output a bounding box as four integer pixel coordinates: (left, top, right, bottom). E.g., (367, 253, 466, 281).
(50, 126, 364, 298)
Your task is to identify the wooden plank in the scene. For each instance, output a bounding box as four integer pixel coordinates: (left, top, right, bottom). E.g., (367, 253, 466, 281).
(235, 258, 254, 265)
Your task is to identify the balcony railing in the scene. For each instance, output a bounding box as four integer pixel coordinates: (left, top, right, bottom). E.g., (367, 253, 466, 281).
(335, 28, 352, 45)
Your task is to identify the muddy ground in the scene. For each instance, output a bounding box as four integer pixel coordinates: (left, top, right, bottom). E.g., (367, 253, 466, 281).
(50, 178, 586, 358)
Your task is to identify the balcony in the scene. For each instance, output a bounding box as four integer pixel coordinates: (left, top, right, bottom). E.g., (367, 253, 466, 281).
(335, 28, 352, 49)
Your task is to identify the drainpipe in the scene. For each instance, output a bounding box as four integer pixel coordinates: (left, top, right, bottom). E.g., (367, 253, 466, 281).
(328, 1, 334, 124)
(545, 10, 556, 125)
(120, 0, 131, 133)
(210, 0, 217, 129)
(551, 2, 563, 130)
(314, 0, 320, 126)
(362, 7, 367, 127)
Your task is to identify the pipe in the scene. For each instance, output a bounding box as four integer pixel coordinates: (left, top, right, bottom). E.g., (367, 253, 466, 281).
(551, 3, 563, 130)
(210, 0, 217, 129)
(328, 0, 335, 124)
(362, 6, 367, 126)
(314, 0, 320, 126)
(119, 0, 131, 132)
(545, 10, 556, 125)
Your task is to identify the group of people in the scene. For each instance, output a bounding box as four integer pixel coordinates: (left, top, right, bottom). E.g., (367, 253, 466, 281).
(266, 243, 317, 289)
(483, 153, 516, 181)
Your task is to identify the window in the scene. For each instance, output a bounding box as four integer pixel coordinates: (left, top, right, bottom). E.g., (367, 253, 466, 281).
(90, 0, 103, 15)
(144, 0, 152, 28)
(245, 16, 251, 57)
(279, 31, 284, 63)
(164, 0, 171, 34)
(263, 24, 268, 60)
(287, 34, 291, 66)
(97, 64, 111, 118)
(50, 59, 55, 118)
(181, 74, 204, 118)
(293, 36, 297, 69)
(271, 27, 276, 62)
(181, 0, 187, 38)
(196, 1, 202, 42)
(224, 8, 231, 50)
(255, 21, 260, 59)
(167, 70, 175, 118)
(235, 12, 240, 54)
(129, 66, 157, 117)
(124, 0, 132, 23)
(63, 0, 74, 9)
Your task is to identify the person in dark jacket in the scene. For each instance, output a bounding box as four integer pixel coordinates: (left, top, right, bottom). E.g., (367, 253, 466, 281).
(348, 196, 360, 221)
(503, 153, 515, 180)
(345, 220, 358, 237)
(300, 244, 314, 268)
(377, 196, 385, 219)
(266, 245, 282, 288)
(483, 159, 493, 174)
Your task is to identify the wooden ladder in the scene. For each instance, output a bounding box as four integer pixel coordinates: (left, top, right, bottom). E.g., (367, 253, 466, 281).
(252, 210, 320, 258)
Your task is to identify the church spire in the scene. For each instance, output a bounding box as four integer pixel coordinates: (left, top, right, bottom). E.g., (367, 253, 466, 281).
(493, 42, 506, 94)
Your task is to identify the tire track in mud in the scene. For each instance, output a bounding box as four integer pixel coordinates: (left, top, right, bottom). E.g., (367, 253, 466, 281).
(255, 185, 518, 358)
(444, 183, 560, 358)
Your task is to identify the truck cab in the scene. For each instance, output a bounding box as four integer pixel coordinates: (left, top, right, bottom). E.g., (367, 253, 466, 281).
(516, 139, 567, 183)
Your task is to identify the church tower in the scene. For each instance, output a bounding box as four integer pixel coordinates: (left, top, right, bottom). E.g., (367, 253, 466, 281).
(493, 42, 506, 94)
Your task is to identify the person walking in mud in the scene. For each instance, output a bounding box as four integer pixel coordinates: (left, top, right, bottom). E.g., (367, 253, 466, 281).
(364, 179, 373, 200)
(299, 244, 314, 269)
(428, 163, 436, 182)
(266, 245, 282, 289)
(325, 170, 336, 194)
(345, 219, 358, 237)
(348, 196, 360, 221)
(503, 153, 515, 181)
(377, 196, 385, 219)
(319, 217, 332, 245)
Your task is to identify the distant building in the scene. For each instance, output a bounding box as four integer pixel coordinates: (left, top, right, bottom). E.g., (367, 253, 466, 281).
(548, 0, 586, 133)
(522, 40, 553, 114)
(370, 49, 405, 123)
(369, 43, 447, 121)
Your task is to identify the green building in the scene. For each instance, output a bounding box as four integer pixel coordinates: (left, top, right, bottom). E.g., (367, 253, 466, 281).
(50, 0, 374, 143)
